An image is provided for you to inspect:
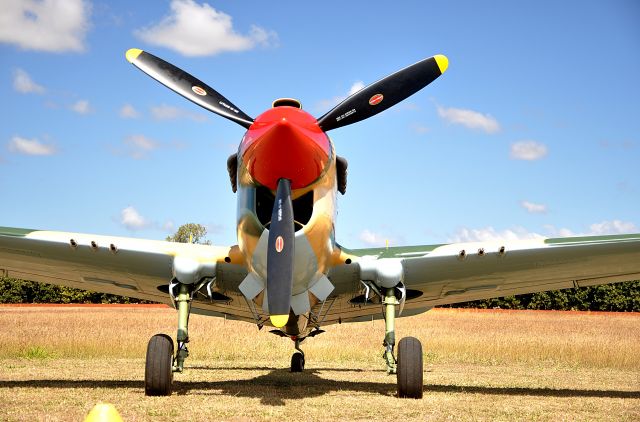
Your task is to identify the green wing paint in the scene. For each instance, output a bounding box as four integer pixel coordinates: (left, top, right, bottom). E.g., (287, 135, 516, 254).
(545, 233, 640, 245)
(341, 244, 445, 259)
(0, 227, 37, 237)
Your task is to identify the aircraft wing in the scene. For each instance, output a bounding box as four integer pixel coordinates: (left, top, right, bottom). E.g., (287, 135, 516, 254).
(329, 233, 640, 321)
(0, 227, 253, 320)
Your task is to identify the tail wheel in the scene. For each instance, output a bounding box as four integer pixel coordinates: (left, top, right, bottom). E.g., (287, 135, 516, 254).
(397, 336, 423, 399)
(291, 352, 305, 372)
(145, 334, 174, 396)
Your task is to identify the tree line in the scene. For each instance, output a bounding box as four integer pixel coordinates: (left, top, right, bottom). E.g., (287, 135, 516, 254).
(1, 277, 637, 311)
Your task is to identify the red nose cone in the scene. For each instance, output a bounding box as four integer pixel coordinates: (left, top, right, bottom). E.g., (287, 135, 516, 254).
(240, 107, 330, 190)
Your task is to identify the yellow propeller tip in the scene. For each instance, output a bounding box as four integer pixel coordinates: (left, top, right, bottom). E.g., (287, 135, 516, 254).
(125, 48, 143, 63)
(270, 314, 289, 328)
(434, 54, 449, 74)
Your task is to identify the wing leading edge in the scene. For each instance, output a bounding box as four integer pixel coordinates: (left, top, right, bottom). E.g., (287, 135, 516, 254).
(333, 233, 640, 316)
(2, 227, 639, 326)
(0, 227, 253, 321)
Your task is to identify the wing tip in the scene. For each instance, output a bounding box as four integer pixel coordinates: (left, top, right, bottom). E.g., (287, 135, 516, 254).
(125, 48, 143, 63)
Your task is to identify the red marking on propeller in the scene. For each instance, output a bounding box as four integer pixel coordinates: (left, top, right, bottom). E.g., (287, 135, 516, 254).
(240, 107, 330, 190)
(275, 235, 284, 252)
(192, 86, 206, 96)
(369, 93, 384, 105)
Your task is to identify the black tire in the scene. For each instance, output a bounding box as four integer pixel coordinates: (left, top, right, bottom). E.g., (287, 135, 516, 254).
(145, 334, 174, 396)
(397, 336, 423, 399)
(291, 352, 305, 372)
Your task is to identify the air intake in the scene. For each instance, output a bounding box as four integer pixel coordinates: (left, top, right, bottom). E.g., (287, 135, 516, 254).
(272, 98, 302, 108)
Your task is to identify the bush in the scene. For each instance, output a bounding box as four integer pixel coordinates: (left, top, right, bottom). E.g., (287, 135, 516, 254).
(0, 277, 151, 304)
(440, 281, 640, 312)
(1, 276, 637, 310)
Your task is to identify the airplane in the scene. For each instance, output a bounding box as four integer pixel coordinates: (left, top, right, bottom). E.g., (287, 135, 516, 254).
(1, 48, 639, 399)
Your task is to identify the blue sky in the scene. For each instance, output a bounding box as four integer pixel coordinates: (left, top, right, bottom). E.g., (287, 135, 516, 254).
(1, 0, 638, 248)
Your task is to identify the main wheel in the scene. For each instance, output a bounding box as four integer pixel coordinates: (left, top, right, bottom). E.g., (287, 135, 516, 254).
(291, 352, 305, 372)
(145, 334, 174, 396)
(397, 336, 423, 399)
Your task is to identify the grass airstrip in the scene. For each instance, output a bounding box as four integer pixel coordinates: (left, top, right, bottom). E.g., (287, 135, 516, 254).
(0, 305, 638, 421)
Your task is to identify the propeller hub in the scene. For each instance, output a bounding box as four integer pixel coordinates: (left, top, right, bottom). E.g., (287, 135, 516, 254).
(240, 107, 330, 190)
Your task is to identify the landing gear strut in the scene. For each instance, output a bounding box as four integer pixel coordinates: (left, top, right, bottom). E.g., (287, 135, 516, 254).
(145, 282, 192, 396)
(290, 338, 305, 372)
(382, 287, 423, 399)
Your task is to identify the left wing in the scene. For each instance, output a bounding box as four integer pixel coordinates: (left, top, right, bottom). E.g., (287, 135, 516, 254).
(326, 234, 640, 323)
(0, 227, 252, 321)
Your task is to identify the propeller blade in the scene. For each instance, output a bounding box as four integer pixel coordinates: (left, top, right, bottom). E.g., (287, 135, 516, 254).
(125, 48, 254, 128)
(267, 178, 295, 328)
(317, 55, 448, 131)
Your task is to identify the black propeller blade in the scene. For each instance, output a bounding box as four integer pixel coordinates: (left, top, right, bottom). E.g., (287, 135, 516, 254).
(317, 55, 448, 132)
(125, 48, 254, 128)
(266, 178, 295, 328)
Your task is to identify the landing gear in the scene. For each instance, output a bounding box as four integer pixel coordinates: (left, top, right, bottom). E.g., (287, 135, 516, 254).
(291, 352, 305, 372)
(290, 338, 305, 372)
(397, 337, 423, 399)
(144, 282, 192, 397)
(382, 287, 424, 399)
(144, 334, 174, 396)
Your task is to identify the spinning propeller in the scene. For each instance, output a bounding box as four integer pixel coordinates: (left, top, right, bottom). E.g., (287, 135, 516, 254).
(126, 48, 448, 328)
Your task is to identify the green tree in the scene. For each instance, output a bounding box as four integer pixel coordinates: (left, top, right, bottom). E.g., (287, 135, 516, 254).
(165, 223, 211, 245)
(439, 281, 640, 312)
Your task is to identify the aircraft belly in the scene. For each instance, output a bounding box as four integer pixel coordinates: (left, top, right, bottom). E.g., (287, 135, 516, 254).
(238, 228, 335, 316)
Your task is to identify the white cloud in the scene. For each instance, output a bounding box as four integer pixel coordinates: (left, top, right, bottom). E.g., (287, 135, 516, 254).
(359, 229, 384, 246)
(124, 134, 159, 159)
(358, 229, 403, 247)
(448, 226, 544, 243)
(150, 104, 207, 122)
(316, 80, 366, 112)
(71, 99, 92, 114)
(520, 200, 547, 214)
(543, 225, 576, 238)
(162, 220, 175, 232)
(411, 124, 430, 134)
(134, 0, 277, 57)
(437, 105, 500, 133)
(545, 220, 638, 238)
(8, 136, 56, 156)
(119, 104, 140, 119)
(0, 0, 90, 52)
(13, 69, 45, 94)
(588, 220, 637, 235)
(120, 206, 148, 230)
(348, 81, 365, 96)
(510, 140, 548, 160)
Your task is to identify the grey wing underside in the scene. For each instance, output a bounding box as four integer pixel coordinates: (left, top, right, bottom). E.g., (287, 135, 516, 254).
(0, 228, 254, 321)
(2, 228, 639, 327)
(333, 234, 640, 322)
(0, 228, 365, 326)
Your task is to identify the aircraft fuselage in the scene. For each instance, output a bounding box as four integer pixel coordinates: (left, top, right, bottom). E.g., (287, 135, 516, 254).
(235, 104, 345, 333)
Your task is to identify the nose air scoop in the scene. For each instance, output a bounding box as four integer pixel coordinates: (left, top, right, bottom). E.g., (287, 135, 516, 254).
(240, 107, 330, 190)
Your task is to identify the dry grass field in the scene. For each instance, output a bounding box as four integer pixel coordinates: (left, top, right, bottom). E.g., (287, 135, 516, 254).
(0, 305, 638, 421)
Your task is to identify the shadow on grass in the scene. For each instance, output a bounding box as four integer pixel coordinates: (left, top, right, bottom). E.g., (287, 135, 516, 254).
(189, 365, 376, 373)
(173, 368, 396, 404)
(1, 369, 638, 406)
(423, 384, 640, 399)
